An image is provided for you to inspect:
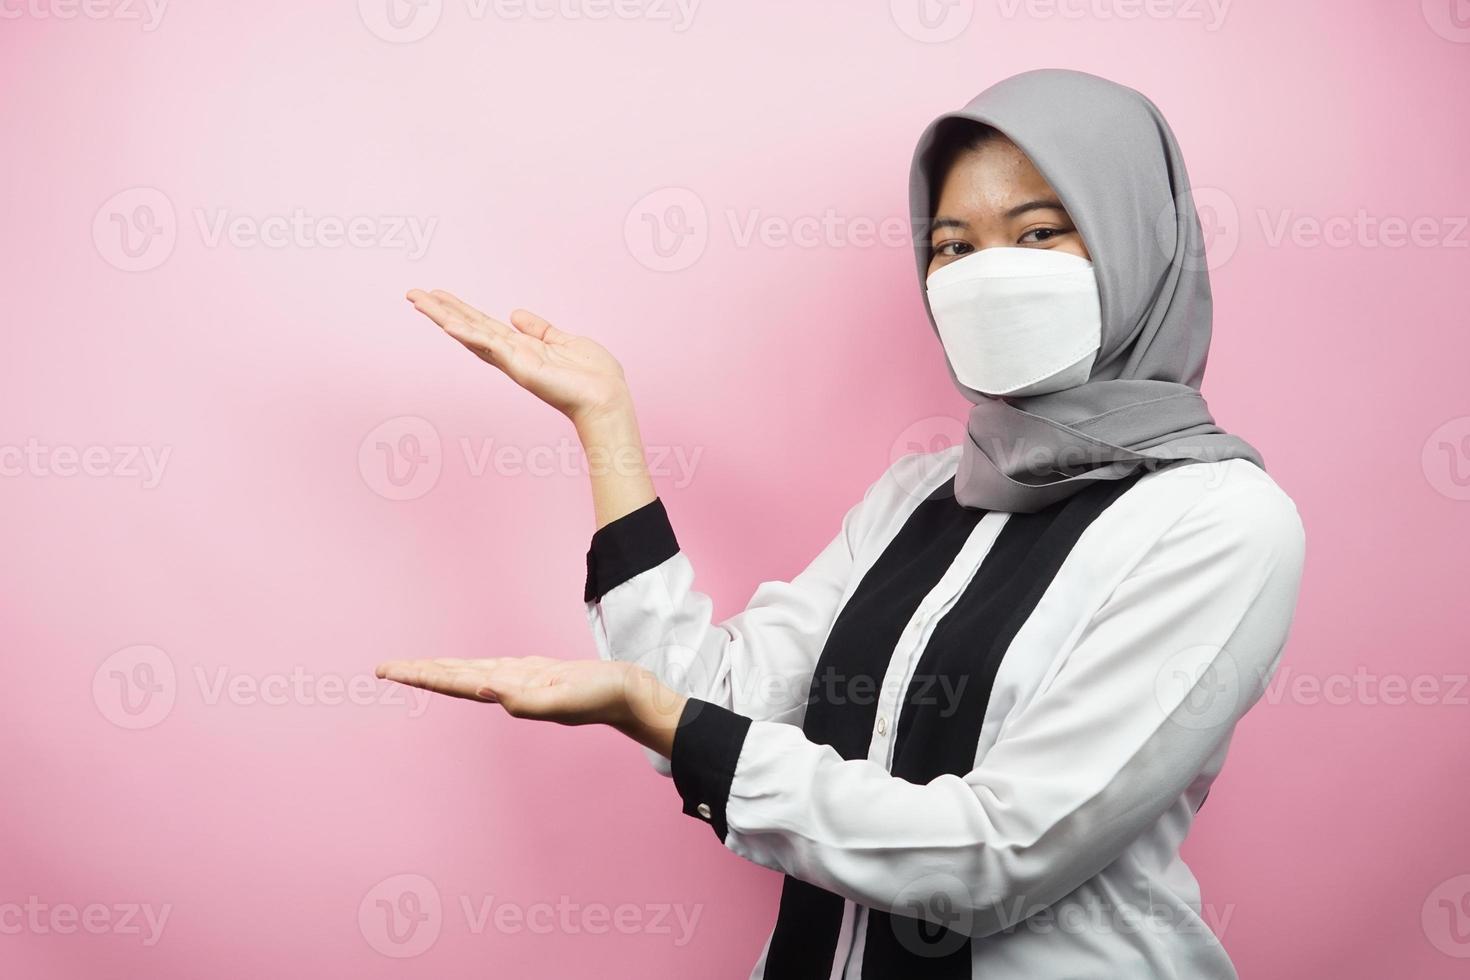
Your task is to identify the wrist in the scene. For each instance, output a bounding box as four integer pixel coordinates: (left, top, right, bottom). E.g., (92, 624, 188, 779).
(613, 665, 687, 758)
(571, 387, 636, 440)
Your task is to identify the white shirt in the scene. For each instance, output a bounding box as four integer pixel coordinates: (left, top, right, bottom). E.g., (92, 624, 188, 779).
(583, 445, 1306, 979)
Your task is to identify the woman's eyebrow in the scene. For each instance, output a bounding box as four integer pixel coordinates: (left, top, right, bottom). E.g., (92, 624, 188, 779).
(1005, 198, 1067, 220)
(929, 217, 969, 234)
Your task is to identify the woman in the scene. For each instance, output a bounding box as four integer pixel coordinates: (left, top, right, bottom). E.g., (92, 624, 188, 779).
(377, 69, 1305, 978)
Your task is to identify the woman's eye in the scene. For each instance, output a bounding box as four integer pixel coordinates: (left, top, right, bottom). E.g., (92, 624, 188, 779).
(1019, 227, 1065, 245)
(935, 241, 974, 257)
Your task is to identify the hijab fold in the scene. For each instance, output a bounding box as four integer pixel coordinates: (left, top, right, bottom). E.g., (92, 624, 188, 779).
(909, 69, 1263, 513)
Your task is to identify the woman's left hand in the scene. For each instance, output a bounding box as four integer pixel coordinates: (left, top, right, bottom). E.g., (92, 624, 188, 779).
(374, 656, 688, 757)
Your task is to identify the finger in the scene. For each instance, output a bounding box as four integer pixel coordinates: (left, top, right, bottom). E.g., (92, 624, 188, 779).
(441, 317, 514, 365)
(406, 289, 509, 338)
(428, 290, 515, 336)
(496, 655, 560, 668)
(404, 288, 460, 330)
(377, 658, 456, 687)
(444, 322, 549, 392)
(456, 655, 556, 675)
(470, 657, 561, 705)
(375, 659, 491, 702)
(509, 308, 569, 344)
(457, 658, 506, 670)
(492, 677, 568, 719)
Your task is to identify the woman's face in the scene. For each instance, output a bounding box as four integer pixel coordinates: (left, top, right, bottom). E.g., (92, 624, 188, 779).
(927, 134, 1091, 277)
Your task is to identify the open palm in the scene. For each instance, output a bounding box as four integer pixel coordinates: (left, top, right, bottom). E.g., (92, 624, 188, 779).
(406, 288, 628, 424)
(374, 656, 685, 735)
(375, 656, 628, 725)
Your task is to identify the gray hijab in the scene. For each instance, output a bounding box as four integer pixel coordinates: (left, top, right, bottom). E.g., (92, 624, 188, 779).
(909, 68, 1263, 513)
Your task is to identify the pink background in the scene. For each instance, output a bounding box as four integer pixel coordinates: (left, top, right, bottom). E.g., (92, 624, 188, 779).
(3, 1, 1469, 977)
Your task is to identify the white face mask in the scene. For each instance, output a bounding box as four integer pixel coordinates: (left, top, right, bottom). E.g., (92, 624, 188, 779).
(925, 247, 1103, 397)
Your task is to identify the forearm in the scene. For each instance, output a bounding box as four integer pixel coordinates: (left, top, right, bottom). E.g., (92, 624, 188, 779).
(573, 390, 657, 531)
(612, 667, 688, 759)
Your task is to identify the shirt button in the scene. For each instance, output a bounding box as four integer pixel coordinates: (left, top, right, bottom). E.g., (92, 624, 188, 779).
(876, 715, 888, 736)
(696, 802, 712, 820)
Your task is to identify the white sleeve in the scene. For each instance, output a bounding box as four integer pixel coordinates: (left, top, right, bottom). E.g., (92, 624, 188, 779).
(583, 458, 923, 773)
(665, 475, 1306, 938)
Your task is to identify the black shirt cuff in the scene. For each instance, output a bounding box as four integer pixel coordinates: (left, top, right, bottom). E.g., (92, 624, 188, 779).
(583, 497, 680, 603)
(670, 698, 752, 843)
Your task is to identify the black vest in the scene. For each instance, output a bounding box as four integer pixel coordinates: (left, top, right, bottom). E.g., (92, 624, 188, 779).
(761, 472, 1143, 979)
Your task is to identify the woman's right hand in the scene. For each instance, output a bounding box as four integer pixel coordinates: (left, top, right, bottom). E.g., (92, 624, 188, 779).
(406, 288, 631, 427)
(407, 287, 656, 529)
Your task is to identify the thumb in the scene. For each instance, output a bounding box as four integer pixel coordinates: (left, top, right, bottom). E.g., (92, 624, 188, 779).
(483, 679, 563, 719)
(509, 308, 568, 343)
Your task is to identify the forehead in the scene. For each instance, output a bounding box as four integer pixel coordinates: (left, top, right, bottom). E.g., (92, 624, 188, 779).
(934, 137, 1060, 214)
